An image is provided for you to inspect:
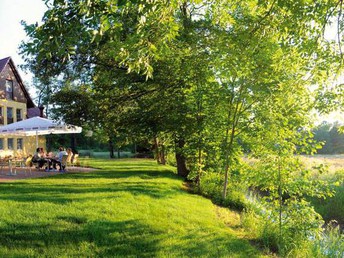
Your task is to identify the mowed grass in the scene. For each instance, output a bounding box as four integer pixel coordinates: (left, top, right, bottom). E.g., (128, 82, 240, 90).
(0, 159, 268, 257)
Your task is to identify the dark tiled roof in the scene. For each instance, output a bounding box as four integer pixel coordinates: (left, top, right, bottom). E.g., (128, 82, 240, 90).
(27, 107, 42, 118)
(0, 57, 10, 74)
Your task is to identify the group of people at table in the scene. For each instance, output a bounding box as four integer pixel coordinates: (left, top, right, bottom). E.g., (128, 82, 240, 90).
(32, 147, 74, 172)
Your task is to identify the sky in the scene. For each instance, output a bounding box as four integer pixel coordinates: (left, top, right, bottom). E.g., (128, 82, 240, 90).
(0, 0, 342, 124)
(0, 0, 47, 88)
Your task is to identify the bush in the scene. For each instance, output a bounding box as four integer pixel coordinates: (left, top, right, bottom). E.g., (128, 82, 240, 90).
(310, 170, 344, 226)
(166, 152, 177, 167)
(241, 201, 328, 256)
(199, 172, 247, 211)
(241, 209, 280, 253)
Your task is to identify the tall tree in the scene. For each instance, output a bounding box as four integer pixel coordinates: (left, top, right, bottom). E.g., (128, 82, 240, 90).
(20, 0, 344, 183)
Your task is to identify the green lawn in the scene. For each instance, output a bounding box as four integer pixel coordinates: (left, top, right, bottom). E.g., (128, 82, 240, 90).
(0, 159, 269, 257)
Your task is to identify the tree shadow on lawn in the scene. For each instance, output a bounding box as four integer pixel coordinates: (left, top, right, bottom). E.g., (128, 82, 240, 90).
(73, 167, 178, 180)
(0, 218, 260, 257)
(0, 219, 162, 257)
(0, 164, 264, 256)
(0, 168, 184, 204)
(0, 181, 183, 204)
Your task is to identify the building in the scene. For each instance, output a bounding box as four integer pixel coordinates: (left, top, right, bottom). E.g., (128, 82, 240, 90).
(0, 56, 45, 157)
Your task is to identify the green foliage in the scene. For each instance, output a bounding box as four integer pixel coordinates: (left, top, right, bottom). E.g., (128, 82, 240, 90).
(20, 1, 344, 177)
(242, 208, 302, 255)
(310, 170, 344, 227)
(244, 154, 335, 255)
(50, 84, 95, 126)
(310, 224, 344, 258)
(241, 205, 343, 257)
(199, 172, 247, 211)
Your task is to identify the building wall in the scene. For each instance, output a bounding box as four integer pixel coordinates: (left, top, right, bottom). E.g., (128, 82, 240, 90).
(0, 135, 46, 158)
(0, 60, 46, 157)
(0, 99, 27, 125)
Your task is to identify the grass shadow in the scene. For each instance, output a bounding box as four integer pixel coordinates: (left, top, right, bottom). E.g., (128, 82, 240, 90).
(0, 216, 261, 257)
(0, 159, 265, 257)
(0, 165, 183, 204)
(0, 219, 162, 257)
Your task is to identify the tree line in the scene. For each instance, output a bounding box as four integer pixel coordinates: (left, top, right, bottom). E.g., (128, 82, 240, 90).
(314, 121, 344, 154)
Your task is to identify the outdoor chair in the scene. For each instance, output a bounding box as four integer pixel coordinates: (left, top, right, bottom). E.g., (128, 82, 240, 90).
(60, 154, 68, 172)
(7, 157, 27, 176)
(0, 159, 9, 175)
(24, 156, 33, 175)
(68, 154, 79, 170)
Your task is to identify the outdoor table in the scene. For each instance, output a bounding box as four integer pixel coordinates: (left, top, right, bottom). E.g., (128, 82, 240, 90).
(7, 158, 25, 175)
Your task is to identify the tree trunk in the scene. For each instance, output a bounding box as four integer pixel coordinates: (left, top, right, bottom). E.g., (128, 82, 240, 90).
(109, 137, 115, 159)
(222, 85, 243, 198)
(160, 144, 166, 165)
(196, 146, 202, 190)
(223, 161, 230, 198)
(222, 129, 235, 199)
(154, 136, 161, 164)
(278, 156, 283, 246)
(175, 138, 189, 178)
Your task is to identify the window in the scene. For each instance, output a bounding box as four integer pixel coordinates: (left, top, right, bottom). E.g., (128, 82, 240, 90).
(7, 107, 13, 124)
(0, 107, 3, 125)
(17, 138, 23, 150)
(5, 80, 13, 100)
(8, 138, 13, 150)
(0, 139, 3, 150)
(16, 109, 22, 122)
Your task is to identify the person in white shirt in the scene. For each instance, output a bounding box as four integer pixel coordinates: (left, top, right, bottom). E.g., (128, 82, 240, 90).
(57, 147, 68, 171)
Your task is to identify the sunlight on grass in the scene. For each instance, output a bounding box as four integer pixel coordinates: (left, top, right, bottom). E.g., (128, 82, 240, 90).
(0, 159, 270, 257)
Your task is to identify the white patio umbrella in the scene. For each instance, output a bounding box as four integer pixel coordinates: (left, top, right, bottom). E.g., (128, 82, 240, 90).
(0, 116, 82, 148)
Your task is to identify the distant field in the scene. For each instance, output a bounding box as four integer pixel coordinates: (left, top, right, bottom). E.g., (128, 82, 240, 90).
(301, 155, 344, 174)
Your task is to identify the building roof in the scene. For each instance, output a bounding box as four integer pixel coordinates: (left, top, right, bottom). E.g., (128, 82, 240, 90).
(0, 56, 35, 109)
(0, 57, 10, 73)
(27, 107, 41, 118)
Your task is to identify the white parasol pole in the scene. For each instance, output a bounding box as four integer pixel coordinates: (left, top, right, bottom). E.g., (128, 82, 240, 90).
(36, 130, 38, 149)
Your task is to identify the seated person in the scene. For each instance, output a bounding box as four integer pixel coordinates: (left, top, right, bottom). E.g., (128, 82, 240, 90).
(57, 147, 68, 171)
(66, 148, 74, 164)
(32, 147, 51, 170)
(46, 150, 62, 170)
(47, 152, 55, 158)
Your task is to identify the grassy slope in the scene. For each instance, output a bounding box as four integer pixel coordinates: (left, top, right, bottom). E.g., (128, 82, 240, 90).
(0, 159, 269, 257)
